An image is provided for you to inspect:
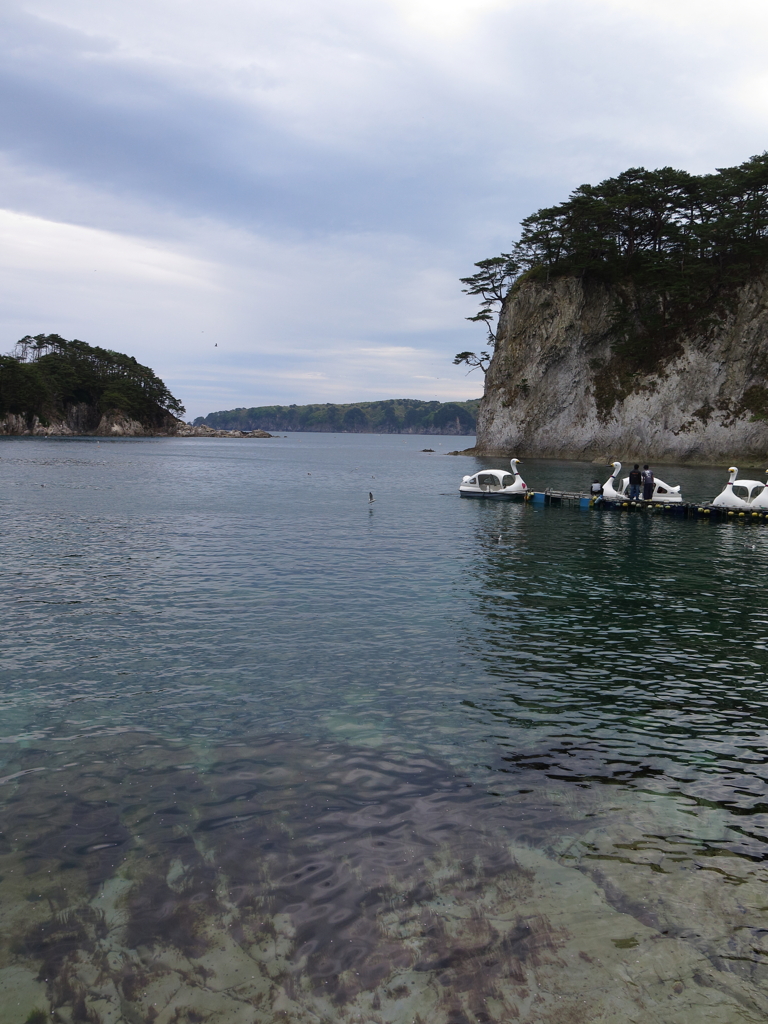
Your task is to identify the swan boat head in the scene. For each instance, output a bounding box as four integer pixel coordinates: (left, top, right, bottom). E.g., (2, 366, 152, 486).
(601, 460, 624, 500)
(712, 466, 750, 508)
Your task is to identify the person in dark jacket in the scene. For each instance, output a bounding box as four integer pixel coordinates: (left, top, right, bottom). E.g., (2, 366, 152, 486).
(628, 464, 642, 500)
(642, 464, 655, 501)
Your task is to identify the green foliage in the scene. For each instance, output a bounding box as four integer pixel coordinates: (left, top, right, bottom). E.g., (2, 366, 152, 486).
(513, 156, 768, 286)
(453, 351, 491, 374)
(460, 255, 520, 349)
(464, 152, 768, 373)
(0, 334, 184, 425)
(195, 399, 480, 434)
(742, 385, 768, 421)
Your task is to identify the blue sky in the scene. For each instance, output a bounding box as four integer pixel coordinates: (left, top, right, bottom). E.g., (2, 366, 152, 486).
(2, 0, 768, 418)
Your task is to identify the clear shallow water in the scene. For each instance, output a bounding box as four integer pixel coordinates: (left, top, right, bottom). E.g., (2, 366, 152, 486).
(2, 434, 768, 1022)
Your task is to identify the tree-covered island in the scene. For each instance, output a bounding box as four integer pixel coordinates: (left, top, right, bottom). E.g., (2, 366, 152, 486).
(0, 334, 185, 435)
(0, 337, 479, 438)
(195, 398, 480, 435)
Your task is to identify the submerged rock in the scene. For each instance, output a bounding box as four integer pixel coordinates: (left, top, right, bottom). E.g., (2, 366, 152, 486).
(0, 733, 765, 1022)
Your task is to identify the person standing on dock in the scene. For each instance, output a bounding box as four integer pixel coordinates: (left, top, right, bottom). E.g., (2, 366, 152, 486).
(628, 464, 642, 500)
(642, 464, 655, 501)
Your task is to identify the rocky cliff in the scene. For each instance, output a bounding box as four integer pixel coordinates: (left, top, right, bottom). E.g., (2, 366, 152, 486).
(0, 406, 180, 437)
(477, 274, 768, 465)
(0, 409, 273, 438)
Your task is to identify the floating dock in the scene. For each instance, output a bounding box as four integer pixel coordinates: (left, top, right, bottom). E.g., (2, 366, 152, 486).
(523, 489, 768, 522)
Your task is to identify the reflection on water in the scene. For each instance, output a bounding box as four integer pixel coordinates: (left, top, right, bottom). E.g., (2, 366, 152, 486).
(2, 436, 768, 1021)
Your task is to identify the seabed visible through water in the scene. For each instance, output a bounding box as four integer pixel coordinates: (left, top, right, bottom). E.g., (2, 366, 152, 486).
(2, 435, 768, 1023)
(5, 733, 768, 1024)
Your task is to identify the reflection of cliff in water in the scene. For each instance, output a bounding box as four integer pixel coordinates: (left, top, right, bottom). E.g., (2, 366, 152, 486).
(448, 500, 768, 1017)
(3, 731, 766, 1023)
(460, 500, 768, 819)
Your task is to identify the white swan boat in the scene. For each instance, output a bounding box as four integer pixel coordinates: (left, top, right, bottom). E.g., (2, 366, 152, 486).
(460, 459, 528, 499)
(751, 471, 768, 509)
(711, 467, 767, 508)
(602, 461, 683, 503)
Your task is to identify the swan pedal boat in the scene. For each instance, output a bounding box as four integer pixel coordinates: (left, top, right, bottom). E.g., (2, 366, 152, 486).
(711, 467, 767, 508)
(601, 461, 683, 503)
(460, 459, 527, 500)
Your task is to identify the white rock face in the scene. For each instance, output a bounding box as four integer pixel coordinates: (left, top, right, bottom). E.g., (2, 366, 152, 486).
(0, 410, 274, 438)
(477, 274, 768, 465)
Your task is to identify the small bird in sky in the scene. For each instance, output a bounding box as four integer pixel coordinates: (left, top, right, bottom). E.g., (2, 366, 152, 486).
(369, 492, 375, 503)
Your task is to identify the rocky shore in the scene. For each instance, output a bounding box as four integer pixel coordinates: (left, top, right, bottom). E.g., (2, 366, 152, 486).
(0, 409, 274, 438)
(173, 422, 274, 438)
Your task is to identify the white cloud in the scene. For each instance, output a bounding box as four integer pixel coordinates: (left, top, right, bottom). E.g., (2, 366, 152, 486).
(0, 203, 483, 416)
(0, 209, 215, 286)
(3, 0, 768, 418)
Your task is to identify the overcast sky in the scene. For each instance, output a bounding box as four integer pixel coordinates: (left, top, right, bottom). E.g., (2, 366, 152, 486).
(3, 0, 768, 418)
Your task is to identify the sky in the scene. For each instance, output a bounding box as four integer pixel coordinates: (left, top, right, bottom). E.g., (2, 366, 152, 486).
(3, 0, 768, 418)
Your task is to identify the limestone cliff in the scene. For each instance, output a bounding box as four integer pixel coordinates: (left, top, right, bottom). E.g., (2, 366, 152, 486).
(477, 274, 768, 465)
(0, 406, 181, 437)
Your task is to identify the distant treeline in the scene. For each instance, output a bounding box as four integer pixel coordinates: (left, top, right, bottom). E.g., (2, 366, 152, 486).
(0, 334, 184, 426)
(195, 399, 480, 435)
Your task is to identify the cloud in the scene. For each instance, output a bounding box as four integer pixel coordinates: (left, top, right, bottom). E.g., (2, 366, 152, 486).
(0, 203, 484, 415)
(2, 0, 768, 416)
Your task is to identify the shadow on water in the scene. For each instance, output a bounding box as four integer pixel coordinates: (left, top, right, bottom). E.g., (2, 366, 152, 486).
(439, 499, 768, 1014)
(0, 734, 592, 1023)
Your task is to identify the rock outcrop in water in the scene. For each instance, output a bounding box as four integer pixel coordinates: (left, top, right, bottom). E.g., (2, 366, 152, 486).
(476, 272, 768, 464)
(0, 406, 181, 437)
(0, 410, 274, 437)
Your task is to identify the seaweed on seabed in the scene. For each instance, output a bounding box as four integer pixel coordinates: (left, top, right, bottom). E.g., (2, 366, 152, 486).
(124, 854, 218, 960)
(23, 799, 131, 889)
(6, 731, 766, 1022)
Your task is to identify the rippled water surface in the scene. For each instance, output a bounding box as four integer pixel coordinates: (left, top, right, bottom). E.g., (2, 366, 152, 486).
(2, 434, 768, 1023)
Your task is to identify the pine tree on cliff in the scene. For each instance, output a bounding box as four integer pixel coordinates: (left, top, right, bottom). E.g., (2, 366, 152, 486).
(457, 152, 768, 371)
(454, 255, 519, 374)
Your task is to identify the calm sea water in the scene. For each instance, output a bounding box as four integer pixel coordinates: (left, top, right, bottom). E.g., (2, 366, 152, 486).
(2, 433, 768, 1023)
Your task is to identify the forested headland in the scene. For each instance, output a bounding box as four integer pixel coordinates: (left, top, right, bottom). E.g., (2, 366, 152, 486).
(459, 152, 768, 379)
(468, 152, 768, 463)
(0, 334, 185, 435)
(195, 399, 480, 435)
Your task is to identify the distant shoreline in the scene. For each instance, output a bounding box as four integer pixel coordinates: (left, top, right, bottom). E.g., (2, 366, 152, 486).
(194, 398, 480, 436)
